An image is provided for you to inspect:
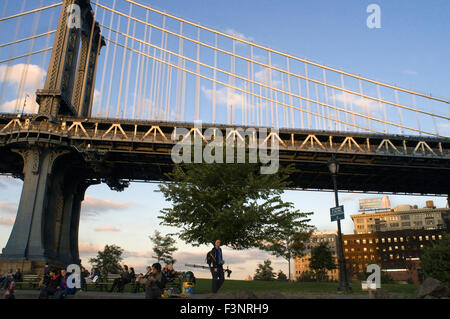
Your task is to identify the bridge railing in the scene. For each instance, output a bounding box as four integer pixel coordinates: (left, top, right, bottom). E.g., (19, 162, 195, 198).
(1, 116, 448, 158)
(0, 0, 449, 139)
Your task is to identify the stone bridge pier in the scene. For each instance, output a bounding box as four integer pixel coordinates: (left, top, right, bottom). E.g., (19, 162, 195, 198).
(0, 147, 96, 274)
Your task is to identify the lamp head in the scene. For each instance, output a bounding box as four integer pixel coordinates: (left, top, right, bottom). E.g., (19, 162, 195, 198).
(328, 156, 339, 175)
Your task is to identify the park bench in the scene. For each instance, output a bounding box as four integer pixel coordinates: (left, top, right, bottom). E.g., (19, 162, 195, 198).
(85, 273, 120, 291)
(14, 274, 41, 289)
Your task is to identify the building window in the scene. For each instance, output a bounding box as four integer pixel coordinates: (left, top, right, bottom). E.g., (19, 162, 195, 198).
(400, 237, 404, 242)
(401, 246, 405, 250)
(362, 239, 367, 244)
(401, 222, 411, 227)
(401, 215, 410, 220)
(389, 254, 393, 260)
(381, 238, 385, 243)
(439, 235, 443, 240)
(394, 238, 398, 242)
(425, 220, 434, 226)
(344, 240, 347, 245)
(425, 236, 429, 240)
(390, 223, 399, 228)
(363, 247, 367, 252)
(414, 221, 423, 227)
(432, 235, 436, 240)
(356, 239, 360, 244)
(388, 238, 392, 243)
(388, 246, 392, 251)
(419, 236, 423, 241)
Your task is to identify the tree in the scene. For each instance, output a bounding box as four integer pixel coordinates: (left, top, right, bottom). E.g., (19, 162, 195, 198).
(420, 233, 450, 287)
(277, 270, 288, 281)
(309, 243, 336, 282)
(149, 230, 178, 265)
(89, 244, 124, 280)
(259, 217, 314, 281)
(253, 259, 276, 281)
(157, 162, 300, 249)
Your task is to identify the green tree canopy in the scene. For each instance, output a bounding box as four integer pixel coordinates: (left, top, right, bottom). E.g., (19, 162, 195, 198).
(149, 230, 178, 265)
(277, 270, 288, 281)
(89, 244, 124, 279)
(259, 217, 314, 281)
(253, 259, 276, 281)
(309, 242, 336, 282)
(420, 233, 450, 286)
(157, 162, 300, 249)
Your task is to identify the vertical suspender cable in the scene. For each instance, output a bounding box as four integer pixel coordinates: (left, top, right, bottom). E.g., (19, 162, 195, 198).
(116, 3, 133, 118)
(97, 0, 116, 117)
(122, 19, 137, 119)
(0, 0, 26, 108)
(194, 27, 200, 121)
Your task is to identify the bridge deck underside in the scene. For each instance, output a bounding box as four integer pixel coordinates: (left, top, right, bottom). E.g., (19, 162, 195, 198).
(0, 115, 449, 195)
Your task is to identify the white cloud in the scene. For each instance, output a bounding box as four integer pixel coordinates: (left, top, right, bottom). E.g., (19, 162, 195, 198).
(0, 93, 39, 113)
(94, 226, 121, 232)
(333, 92, 381, 112)
(0, 64, 46, 89)
(0, 64, 46, 113)
(255, 68, 281, 87)
(0, 202, 17, 215)
(224, 28, 253, 42)
(0, 216, 15, 226)
(202, 86, 244, 108)
(78, 241, 103, 255)
(81, 196, 137, 218)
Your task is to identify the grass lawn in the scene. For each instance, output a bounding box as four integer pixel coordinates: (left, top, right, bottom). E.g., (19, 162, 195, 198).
(15, 278, 418, 297)
(192, 278, 419, 297)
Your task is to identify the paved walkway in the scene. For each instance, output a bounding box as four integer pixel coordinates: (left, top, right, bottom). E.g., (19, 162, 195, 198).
(8, 290, 379, 299)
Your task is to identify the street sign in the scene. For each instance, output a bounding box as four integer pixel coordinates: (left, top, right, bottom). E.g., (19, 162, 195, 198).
(330, 205, 344, 222)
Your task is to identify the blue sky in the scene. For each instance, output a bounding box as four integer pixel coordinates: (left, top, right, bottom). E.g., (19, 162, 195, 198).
(0, 0, 449, 279)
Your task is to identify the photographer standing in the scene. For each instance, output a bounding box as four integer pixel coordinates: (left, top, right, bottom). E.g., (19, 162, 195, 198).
(207, 240, 225, 293)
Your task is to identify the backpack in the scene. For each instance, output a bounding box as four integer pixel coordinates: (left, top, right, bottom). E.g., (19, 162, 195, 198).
(158, 273, 167, 289)
(206, 249, 216, 266)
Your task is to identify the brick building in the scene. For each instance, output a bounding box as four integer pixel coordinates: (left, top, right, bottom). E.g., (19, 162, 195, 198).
(342, 229, 445, 283)
(294, 231, 339, 281)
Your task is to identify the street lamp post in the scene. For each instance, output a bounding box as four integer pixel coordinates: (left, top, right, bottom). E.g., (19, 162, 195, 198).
(328, 156, 351, 293)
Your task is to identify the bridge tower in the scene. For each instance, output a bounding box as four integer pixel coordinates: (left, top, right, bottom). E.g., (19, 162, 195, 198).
(0, 0, 104, 274)
(36, 0, 104, 120)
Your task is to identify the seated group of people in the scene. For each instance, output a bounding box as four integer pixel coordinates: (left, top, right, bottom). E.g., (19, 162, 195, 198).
(111, 263, 178, 298)
(3, 263, 179, 299)
(38, 267, 77, 299)
(0, 268, 22, 299)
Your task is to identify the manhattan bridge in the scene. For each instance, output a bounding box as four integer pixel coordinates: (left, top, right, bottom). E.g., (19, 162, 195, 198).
(0, 0, 448, 271)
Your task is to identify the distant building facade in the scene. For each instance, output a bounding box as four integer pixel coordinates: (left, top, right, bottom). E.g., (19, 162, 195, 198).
(342, 229, 446, 284)
(294, 231, 339, 281)
(350, 200, 449, 234)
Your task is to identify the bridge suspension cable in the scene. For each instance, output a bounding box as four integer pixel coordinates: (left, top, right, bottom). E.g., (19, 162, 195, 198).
(123, 0, 449, 106)
(90, 0, 449, 139)
(100, 24, 444, 137)
(0, 0, 448, 139)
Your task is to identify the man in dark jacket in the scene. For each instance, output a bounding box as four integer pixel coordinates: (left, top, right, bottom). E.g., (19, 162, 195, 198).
(145, 263, 166, 299)
(207, 240, 225, 293)
(39, 268, 61, 299)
